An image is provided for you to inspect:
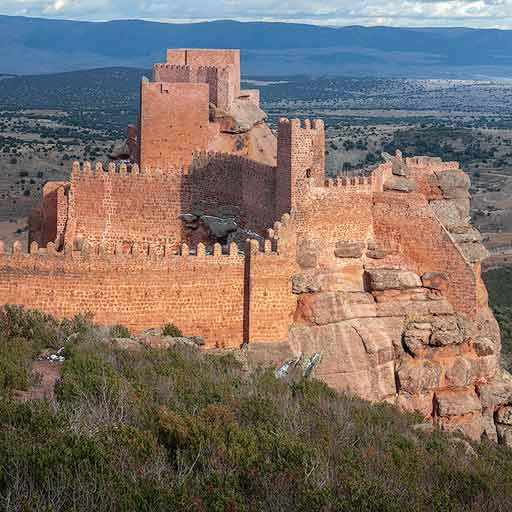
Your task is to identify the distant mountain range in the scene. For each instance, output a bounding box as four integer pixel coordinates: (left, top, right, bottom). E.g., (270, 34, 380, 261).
(3, 15, 512, 76)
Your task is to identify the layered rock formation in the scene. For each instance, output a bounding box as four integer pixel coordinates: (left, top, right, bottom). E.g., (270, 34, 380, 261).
(264, 153, 512, 444)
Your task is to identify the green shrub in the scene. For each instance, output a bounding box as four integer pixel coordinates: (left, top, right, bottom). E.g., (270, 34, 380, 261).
(2, 309, 512, 509)
(110, 324, 131, 339)
(0, 304, 60, 350)
(162, 323, 183, 337)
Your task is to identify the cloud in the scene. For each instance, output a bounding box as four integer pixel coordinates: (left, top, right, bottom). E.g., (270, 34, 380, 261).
(2, 0, 512, 28)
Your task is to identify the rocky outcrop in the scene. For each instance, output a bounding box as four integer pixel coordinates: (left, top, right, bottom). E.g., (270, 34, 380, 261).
(286, 265, 508, 441)
(427, 166, 489, 264)
(384, 176, 417, 193)
(210, 97, 268, 134)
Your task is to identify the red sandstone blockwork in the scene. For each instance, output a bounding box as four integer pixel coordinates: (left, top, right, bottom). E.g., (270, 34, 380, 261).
(138, 81, 209, 169)
(0, 235, 294, 348)
(165, 49, 241, 96)
(64, 162, 188, 252)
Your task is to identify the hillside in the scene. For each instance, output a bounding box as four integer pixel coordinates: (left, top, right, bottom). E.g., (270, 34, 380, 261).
(4, 15, 512, 76)
(2, 305, 512, 510)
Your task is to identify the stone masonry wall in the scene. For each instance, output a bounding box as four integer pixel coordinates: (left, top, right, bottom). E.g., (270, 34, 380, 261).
(138, 81, 209, 169)
(372, 192, 478, 319)
(65, 163, 186, 253)
(187, 152, 277, 234)
(276, 118, 325, 218)
(0, 234, 294, 349)
(165, 49, 241, 97)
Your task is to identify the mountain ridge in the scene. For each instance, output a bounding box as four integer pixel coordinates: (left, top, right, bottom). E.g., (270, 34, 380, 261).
(3, 14, 512, 75)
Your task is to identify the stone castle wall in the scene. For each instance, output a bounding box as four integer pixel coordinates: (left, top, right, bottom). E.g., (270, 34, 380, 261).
(138, 81, 210, 169)
(0, 226, 295, 348)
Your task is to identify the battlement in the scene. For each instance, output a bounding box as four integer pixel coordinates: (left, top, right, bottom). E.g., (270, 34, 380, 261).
(154, 63, 234, 73)
(324, 175, 373, 190)
(154, 50, 240, 111)
(0, 234, 286, 270)
(405, 156, 460, 171)
(70, 161, 188, 179)
(278, 118, 325, 132)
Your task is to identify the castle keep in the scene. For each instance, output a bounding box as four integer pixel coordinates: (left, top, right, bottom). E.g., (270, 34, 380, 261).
(3, 49, 512, 444)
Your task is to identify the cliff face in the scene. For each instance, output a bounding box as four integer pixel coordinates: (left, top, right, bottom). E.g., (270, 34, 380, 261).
(247, 153, 512, 445)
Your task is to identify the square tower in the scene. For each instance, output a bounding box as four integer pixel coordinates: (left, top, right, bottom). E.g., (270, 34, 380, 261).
(138, 81, 209, 169)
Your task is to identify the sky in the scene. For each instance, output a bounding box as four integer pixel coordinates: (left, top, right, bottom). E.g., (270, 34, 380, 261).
(1, 0, 512, 29)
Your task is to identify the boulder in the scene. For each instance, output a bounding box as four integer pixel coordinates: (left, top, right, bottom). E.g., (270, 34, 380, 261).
(437, 414, 483, 441)
(403, 326, 431, 356)
(143, 336, 201, 350)
(201, 215, 238, 239)
(366, 269, 422, 291)
(473, 336, 497, 357)
(450, 225, 482, 243)
(477, 370, 512, 409)
(376, 298, 453, 318)
(334, 240, 365, 258)
(289, 318, 400, 400)
(179, 213, 198, 224)
(384, 176, 417, 193)
(435, 169, 470, 200)
(421, 272, 449, 292)
(496, 406, 512, 426)
(214, 97, 267, 133)
(397, 357, 443, 395)
(397, 391, 435, 418)
(497, 425, 512, 447)
(482, 412, 498, 442)
(430, 199, 470, 229)
(470, 356, 499, 383)
(445, 357, 472, 388)
(292, 273, 321, 294)
(457, 242, 489, 264)
(435, 388, 482, 417)
(297, 292, 376, 325)
(110, 140, 130, 159)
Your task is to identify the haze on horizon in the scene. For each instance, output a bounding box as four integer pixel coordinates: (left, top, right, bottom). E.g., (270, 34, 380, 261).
(1, 0, 512, 30)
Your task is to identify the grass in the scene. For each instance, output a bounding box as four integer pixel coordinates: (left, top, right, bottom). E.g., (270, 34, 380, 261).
(1, 305, 512, 510)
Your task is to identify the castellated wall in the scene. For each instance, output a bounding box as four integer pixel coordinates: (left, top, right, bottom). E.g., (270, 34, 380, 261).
(295, 177, 375, 267)
(0, 232, 295, 348)
(165, 49, 241, 98)
(138, 81, 209, 169)
(153, 64, 236, 112)
(64, 163, 186, 253)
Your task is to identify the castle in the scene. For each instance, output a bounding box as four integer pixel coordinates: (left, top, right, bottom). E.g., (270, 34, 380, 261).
(2, 49, 512, 444)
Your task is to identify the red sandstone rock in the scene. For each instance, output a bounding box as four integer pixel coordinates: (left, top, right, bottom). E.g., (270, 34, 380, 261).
(366, 269, 422, 291)
(421, 272, 449, 292)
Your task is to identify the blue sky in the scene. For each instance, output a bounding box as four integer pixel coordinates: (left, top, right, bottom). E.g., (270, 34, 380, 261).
(1, 0, 512, 29)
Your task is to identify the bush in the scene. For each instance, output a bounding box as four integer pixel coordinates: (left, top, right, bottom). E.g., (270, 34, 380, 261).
(2, 309, 512, 509)
(110, 324, 131, 338)
(162, 323, 183, 337)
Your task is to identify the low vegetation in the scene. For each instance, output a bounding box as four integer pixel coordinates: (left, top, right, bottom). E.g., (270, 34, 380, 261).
(1, 305, 512, 510)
